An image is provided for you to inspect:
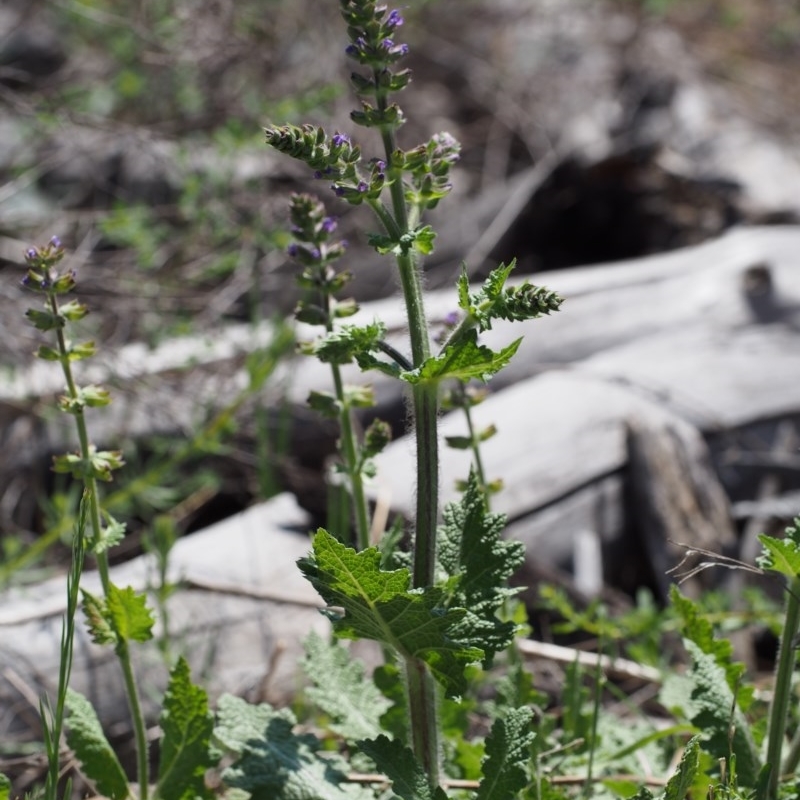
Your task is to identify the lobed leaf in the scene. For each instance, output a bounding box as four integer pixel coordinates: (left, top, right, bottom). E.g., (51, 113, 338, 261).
(358, 735, 448, 800)
(476, 707, 534, 800)
(302, 631, 390, 741)
(214, 694, 371, 800)
(403, 330, 521, 385)
(299, 529, 484, 697)
(437, 470, 524, 662)
(663, 736, 700, 800)
(156, 657, 216, 800)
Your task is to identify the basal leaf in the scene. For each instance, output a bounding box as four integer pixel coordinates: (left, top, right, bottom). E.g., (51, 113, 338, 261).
(675, 641, 761, 787)
(156, 657, 215, 800)
(403, 330, 521, 385)
(476, 707, 534, 800)
(358, 735, 447, 800)
(299, 529, 483, 698)
(214, 694, 371, 800)
(65, 689, 129, 800)
(302, 631, 390, 741)
(670, 586, 752, 711)
(106, 583, 155, 643)
(663, 735, 700, 800)
(437, 470, 524, 662)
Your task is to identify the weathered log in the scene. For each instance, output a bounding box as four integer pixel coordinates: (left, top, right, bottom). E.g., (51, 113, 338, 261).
(0, 493, 323, 744)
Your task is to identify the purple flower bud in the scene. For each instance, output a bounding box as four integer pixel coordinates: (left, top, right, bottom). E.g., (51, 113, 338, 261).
(311, 247, 321, 259)
(331, 132, 351, 148)
(333, 185, 346, 197)
(50, 236, 62, 249)
(345, 44, 358, 57)
(21, 275, 30, 286)
(321, 216, 338, 233)
(357, 180, 368, 193)
(25, 248, 37, 260)
(287, 243, 299, 257)
(373, 159, 386, 171)
(386, 9, 404, 29)
(444, 311, 460, 326)
(313, 170, 323, 179)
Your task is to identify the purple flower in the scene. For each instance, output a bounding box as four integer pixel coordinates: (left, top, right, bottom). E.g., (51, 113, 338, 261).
(444, 311, 460, 327)
(386, 9, 404, 29)
(50, 235, 62, 249)
(382, 38, 394, 49)
(287, 243, 299, 257)
(25, 248, 37, 260)
(321, 216, 338, 234)
(357, 180, 368, 193)
(331, 132, 351, 148)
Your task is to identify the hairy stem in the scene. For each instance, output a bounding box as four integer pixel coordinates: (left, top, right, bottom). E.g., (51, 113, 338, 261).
(373, 76, 441, 783)
(765, 574, 800, 800)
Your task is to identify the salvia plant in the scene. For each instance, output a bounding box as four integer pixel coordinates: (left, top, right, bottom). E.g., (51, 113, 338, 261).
(7, 4, 800, 800)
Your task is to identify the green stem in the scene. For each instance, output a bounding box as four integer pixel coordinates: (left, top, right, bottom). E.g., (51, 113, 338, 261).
(50, 293, 150, 800)
(457, 385, 490, 508)
(372, 77, 441, 784)
(330, 358, 371, 550)
(765, 575, 800, 800)
(404, 656, 441, 788)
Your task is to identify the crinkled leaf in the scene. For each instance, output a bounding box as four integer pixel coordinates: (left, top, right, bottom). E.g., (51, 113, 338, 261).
(106, 583, 155, 643)
(663, 735, 700, 800)
(302, 631, 390, 741)
(65, 689, 129, 800)
(81, 589, 116, 646)
(457, 261, 563, 332)
(301, 321, 386, 366)
(438, 470, 524, 662)
(213, 694, 370, 800)
(672, 641, 761, 787)
(358, 735, 448, 800)
(94, 514, 126, 554)
(402, 330, 521, 385)
(156, 657, 215, 800)
(669, 586, 752, 710)
(298, 529, 483, 697)
(476, 707, 534, 800)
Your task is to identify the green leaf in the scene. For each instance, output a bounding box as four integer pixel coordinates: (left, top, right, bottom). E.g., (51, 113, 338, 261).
(106, 583, 155, 643)
(156, 657, 215, 800)
(67, 340, 97, 361)
(302, 632, 390, 741)
(307, 390, 341, 418)
(674, 641, 761, 787)
(94, 513, 126, 554)
(437, 470, 524, 662)
(757, 519, 800, 578)
(214, 694, 371, 800)
(301, 321, 387, 365)
(81, 589, 117, 646)
(36, 344, 62, 361)
(403, 330, 521, 385)
(298, 529, 484, 698)
(444, 435, 474, 450)
(476, 707, 534, 800)
(0, 773, 11, 800)
(457, 261, 563, 332)
(65, 689, 130, 800)
(663, 735, 700, 800)
(26, 307, 63, 331)
(670, 587, 752, 711)
(358, 735, 447, 800)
